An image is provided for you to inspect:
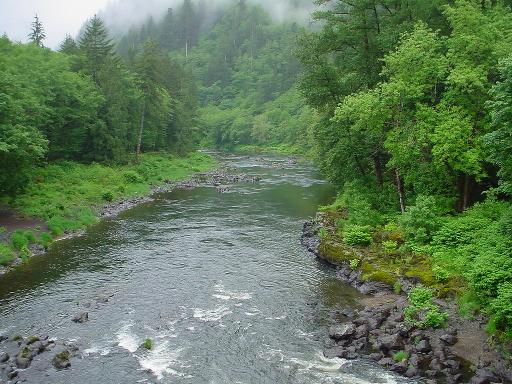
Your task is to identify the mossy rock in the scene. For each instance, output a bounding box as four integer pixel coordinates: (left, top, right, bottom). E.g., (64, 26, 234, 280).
(404, 264, 436, 286)
(318, 241, 356, 264)
(52, 350, 71, 370)
(26, 336, 39, 345)
(362, 270, 397, 286)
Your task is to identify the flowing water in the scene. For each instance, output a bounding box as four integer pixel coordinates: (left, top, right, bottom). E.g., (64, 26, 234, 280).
(0, 154, 414, 384)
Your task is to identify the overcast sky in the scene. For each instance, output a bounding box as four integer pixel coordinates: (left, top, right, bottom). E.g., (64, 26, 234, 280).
(0, 0, 111, 49)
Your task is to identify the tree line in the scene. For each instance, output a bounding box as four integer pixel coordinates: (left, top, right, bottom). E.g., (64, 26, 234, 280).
(298, 0, 512, 212)
(0, 14, 198, 196)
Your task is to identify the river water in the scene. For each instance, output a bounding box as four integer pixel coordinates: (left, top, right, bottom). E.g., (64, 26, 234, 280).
(0, 154, 413, 384)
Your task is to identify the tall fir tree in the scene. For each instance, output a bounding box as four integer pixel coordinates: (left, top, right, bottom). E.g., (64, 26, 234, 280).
(79, 15, 115, 80)
(28, 14, 46, 47)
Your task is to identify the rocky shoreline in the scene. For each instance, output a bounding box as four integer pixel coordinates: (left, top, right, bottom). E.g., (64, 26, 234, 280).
(301, 218, 512, 384)
(0, 166, 262, 277)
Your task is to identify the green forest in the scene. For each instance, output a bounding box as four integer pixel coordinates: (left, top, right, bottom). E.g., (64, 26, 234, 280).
(1, 0, 512, 344)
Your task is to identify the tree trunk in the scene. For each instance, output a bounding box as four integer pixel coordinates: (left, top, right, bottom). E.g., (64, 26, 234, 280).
(373, 155, 383, 188)
(136, 100, 146, 163)
(462, 174, 470, 211)
(395, 168, 405, 213)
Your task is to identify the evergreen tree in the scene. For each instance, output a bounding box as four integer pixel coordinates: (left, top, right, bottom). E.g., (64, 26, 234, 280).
(28, 14, 46, 47)
(79, 15, 115, 80)
(59, 34, 79, 55)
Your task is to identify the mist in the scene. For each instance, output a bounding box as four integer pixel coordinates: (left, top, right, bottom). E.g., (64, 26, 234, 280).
(99, 0, 317, 36)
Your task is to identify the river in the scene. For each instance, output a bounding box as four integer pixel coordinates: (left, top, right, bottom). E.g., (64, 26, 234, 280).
(0, 154, 414, 384)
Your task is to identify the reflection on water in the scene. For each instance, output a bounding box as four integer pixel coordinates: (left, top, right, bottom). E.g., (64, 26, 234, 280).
(0, 154, 415, 384)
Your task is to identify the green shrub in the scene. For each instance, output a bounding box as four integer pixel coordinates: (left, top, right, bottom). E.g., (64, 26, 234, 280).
(344, 225, 372, 246)
(319, 227, 328, 239)
(0, 244, 16, 266)
(491, 282, 512, 332)
(383, 240, 398, 251)
(11, 230, 29, 250)
(142, 338, 153, 350)
(432, 265, 450, 282)
(404, 286, 448, 329)
(123, 171, 144, 184)
(102, 191, 114, 202)
(393, 350, 408, 363)
(393, 281, 402, 294)
(400, 195, 440, 244)
(350, 259, 360, 270)
(0, 226, 6, 233)
(39, 232, 53, 248)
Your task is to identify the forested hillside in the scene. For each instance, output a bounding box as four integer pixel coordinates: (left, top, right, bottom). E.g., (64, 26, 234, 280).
(299, 0, 512, 340)
(116, 0, 316, 152)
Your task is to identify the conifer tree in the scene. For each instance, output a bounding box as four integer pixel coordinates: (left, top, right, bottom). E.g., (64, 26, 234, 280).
(59, 34, 79, 55)
(28, 14, 46, 47)
(79, 15, 115, 80)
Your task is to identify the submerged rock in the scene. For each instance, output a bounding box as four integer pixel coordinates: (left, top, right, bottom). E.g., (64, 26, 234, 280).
(72, 312, 89, 323)
(52, 351, 71, 370)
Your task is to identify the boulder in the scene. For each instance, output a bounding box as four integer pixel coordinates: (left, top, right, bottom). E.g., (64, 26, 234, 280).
(328, 323, 356, 341)
(15, 350, 32, 369)
(416, 339, 432, 353)
(440, 333, 458, 346)
(0, 352, 9, 363)
(376, 334, 403, 354)
(72, 312, 89, 323)
(52, 351, 71, 370)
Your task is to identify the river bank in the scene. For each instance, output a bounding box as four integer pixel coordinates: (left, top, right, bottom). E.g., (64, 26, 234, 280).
(302, 214, 512, 383)
(0, 152, 226, 276)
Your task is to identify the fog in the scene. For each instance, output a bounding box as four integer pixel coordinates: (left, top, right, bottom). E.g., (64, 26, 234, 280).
(100, 0, 316, 36)
(0, 0, 316, 49)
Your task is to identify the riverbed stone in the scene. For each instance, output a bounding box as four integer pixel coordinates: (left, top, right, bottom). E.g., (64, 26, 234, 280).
(440, 333, 458, 346)
(52, 351, 70, 370)
(72, 312, 89, 323)
(0, 353, 8, 363)
(415, 339, 431, 353)
(376, 334, 403, 354)
(328, 323, 356, 341)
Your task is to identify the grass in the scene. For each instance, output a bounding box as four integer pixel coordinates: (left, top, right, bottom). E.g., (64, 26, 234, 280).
(0, 244, 16, 266)
(233, 144, 307, 157)
(0, 151, 217, 265)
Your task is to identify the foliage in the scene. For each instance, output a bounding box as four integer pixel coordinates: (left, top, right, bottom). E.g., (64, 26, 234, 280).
(11, 230, 33, 251)
(343, 225, 372, 246)
(393, 350, 408, 363)
(142, 338, 153, 350)
(0, 244, 16, 266)
(400, 196, 440, 244)
(404, 286, 448, 329)
(10, 152, 216, 235)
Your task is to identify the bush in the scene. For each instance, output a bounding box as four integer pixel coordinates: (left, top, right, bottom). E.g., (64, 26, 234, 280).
(383, 240, 398, 251)
(393, 350, 408, 363)
(350, 259, 360, 269)
(102, 191, 114, 202)
(400, 195, 440, 244)
(11, 230, 30, 250)
(123, 171, 144, 184)
(142, 339, 153, 350)
(491, 282, 512, 332)
(39, 232, 53, 248)
(0, 244, 16, 266)
(404, 286, 448, 329)
(344, 225, 372, 246)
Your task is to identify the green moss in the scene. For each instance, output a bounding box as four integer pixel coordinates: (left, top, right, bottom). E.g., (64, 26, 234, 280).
(20, 347, 30, 358)
(11, 335, 22, 342)
(142, 338, 153, 350)
(404, 264, 436, 286)
(362, 270, 397, 286)
(26, 336, 39, 345)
